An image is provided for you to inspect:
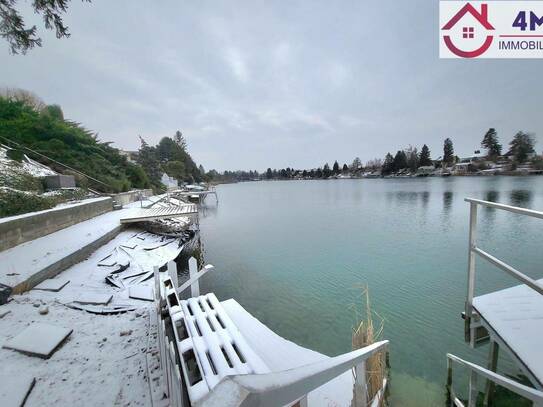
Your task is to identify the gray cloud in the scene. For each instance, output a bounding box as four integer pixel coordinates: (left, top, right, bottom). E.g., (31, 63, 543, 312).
(1, 0, 542, 171)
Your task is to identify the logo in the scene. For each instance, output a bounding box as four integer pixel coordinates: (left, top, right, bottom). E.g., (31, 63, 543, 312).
(442, 3, 494, 57)
(440, 1, 543, 59)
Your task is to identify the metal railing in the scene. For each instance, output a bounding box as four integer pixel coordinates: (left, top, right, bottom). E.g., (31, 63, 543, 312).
(464, 198, 543, 345)
(446, 353, 543, 407)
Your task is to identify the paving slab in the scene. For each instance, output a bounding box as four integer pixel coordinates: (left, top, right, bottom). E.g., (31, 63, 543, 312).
(2, 322, 73, 359)
(32, 278, 70, 292)
(73, 293, 113, 305)
(0, 374, 36, 407)
(129, 285, 154, 301)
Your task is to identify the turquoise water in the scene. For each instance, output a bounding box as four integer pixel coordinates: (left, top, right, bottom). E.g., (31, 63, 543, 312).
(198, 177, 543, 405)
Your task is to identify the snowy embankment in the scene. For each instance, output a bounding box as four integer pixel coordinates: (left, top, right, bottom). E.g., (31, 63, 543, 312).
(0, 144, 92, 217)
(0, 227, 188, 406)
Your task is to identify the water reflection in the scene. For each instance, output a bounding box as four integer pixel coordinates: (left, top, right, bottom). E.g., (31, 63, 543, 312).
(510, 190, 532, 207)
(443, 191, 453, 212)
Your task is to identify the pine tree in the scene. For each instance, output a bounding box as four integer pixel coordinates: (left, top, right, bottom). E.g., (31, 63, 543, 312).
(266, 168, 273, 179)
(382, 153, 394, 175)
(393, 150, 407, 172)
(419, 144, 432, 167)
(405, 145, 419, 172)
(443, 138, 454, 166)
(137, 137, 162, 187)
(174, 130, 187, 150)
(508, 131, 535, 163)
(342, 163, 349, 173)
(323, 163, 332, 178)
(333, 160, 340, 174)
(481, 128, 502, 159)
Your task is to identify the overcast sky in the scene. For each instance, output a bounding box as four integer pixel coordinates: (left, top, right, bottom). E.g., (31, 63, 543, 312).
(1, 0, 542, 171)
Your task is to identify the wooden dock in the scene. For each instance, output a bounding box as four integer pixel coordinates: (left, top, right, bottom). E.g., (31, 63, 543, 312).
(120, 204, 198, 224)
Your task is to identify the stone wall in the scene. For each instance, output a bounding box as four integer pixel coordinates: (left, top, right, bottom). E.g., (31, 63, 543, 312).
(0, 197, 113, 252)
(112, 189, 154, 206)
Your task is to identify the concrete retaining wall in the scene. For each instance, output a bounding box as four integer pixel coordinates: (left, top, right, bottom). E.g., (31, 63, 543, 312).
(112, 189, 154, 206)
(0, 197, 113, 252)
(12, 224, 122, 294)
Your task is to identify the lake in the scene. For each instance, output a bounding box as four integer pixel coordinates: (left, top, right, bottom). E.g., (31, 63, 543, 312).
(197, 176, 543, 406)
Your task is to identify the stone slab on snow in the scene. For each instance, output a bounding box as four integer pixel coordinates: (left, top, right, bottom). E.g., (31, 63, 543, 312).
(128, 285, 154, 301)
(2, 322, 73, 359)
(0, 374, 36, 407)
(73, 293, 112, 305)
(33, 278, 70, 292)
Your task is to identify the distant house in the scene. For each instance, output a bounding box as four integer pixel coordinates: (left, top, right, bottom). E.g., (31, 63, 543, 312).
(119, 150, 139, 163)
(161, 173, 178, 190)
(416, 166, 435, 176)
(460, 150, 486, 163)
(453, 162, 472, 174)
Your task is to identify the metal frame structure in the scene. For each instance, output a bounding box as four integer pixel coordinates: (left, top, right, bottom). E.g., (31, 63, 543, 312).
(447, 198, 543, 406)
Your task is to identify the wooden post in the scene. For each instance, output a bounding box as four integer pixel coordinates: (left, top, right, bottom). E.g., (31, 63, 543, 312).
(483, 341, 499, 407)
(466, 202, 478, 344)
(468, 369, 479, 407)
(167, 261, 178, 290)
(188, 257, 200, 297)
(354, 361, 368, 407)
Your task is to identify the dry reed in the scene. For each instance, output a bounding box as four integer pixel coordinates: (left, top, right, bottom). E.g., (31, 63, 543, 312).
(351, 287, 386, 407)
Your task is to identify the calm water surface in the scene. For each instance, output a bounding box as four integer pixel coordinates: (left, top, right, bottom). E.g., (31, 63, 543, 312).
(198, 177, 543, 406)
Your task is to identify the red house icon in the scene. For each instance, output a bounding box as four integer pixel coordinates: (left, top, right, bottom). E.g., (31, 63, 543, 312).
(442, 3, 495, 58)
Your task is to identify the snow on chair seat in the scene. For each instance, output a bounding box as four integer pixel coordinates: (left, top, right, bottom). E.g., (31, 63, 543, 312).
(166, 288, 269, 403)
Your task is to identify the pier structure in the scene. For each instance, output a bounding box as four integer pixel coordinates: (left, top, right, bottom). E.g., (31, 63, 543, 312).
(447, 198, 543, 407)
(170, 186, 219, 205)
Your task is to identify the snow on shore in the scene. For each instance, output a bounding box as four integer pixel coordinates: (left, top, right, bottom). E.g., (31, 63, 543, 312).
(0, 229, 184, 406)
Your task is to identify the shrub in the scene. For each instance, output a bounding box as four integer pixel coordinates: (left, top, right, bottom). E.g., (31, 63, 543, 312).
(0, 189, 57, 217)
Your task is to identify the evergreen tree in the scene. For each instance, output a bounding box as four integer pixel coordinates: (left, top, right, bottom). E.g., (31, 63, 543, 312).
(443, 138, 454, 166)
(419, 144, 432, 167)
(266, 168, 273, 179)
(405, 145, 419, 172)
(481, 128, 502, 159)
(342, 163, 349, 173)
(174, 130, 187, 150)
(382, 153, 394, 175)
(508, 131, 535, 163)
(316, 167, 323, 178)
(137, 137, 162, 188)
(392, 150, 407, 172)
(351, 157, 362, 171)
(323, 163, 332, 178)
(333, 160, 340, 174)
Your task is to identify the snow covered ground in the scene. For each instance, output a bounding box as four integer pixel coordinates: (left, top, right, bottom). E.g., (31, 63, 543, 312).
(0, 228, 185, 406)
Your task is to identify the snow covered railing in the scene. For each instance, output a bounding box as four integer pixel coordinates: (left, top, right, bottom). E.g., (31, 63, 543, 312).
(464, 198, 543, 345)
(154, 257, 388, 407)
(446, 353, 543, 407)
(197, 340, 389, 407)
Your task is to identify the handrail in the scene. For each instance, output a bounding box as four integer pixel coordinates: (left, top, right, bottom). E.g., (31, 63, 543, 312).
(464, 198, 543, 345)
(196, 340, 389, 407)
(464, 198, 543, 220)
(472, 247, 543, 295)
(447, 353, 543, 405)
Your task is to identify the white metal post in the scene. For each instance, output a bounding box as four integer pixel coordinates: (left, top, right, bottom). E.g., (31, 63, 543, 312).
(167, 261, 178, 290)
(354, 360, 368, 407)
(466, 202, 478, 343)
(468, 370, 479, 407)
(188, 256, 200, 297)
